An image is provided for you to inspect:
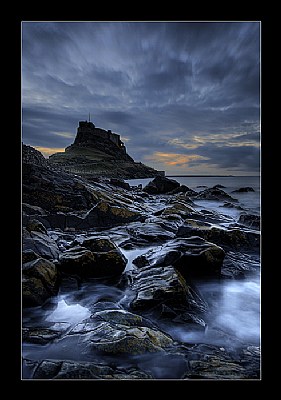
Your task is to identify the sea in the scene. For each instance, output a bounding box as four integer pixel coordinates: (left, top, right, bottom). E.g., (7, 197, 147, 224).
(126, 175, 260, 216)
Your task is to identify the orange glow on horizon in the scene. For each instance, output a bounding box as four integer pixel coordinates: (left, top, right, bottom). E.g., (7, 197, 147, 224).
(146, 151, 209, 167)
(34, 146, 65, 158)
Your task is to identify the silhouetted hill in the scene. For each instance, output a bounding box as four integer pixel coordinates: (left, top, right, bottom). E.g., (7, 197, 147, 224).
(48, 120, 162, 179)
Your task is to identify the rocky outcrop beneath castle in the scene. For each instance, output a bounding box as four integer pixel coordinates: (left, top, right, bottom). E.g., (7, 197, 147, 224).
(48, 121, 162, 179)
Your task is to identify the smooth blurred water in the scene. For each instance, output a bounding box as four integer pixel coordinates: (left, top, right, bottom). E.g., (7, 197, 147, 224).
(126, 176, 260, 215)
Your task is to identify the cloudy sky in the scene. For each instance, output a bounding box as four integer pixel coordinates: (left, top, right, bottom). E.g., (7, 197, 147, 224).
(22, 21, 260, 175)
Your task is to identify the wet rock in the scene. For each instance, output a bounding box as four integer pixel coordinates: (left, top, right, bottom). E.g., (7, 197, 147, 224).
(79, 201, 141, 228)
(160, 201, 195, 219)
(70, 309, 174, 354)
(22, 249, 40, 264)
(232, 187, 255, 193)
(182, 343, 260, 379)
(176, 219, 213, 237)
(195, 187, 238, 202)
(127, 222, 175, 243)
(129, 264, 190, 311)
(22, 203, 47, 216)
(184, 356, 249, 379)
(238, 213, 260, 230)
(23, 228, 60, 260)
(168, 185, 198, 196)
(22, 258, 59, 307)
(143, 176, 180, 194)
(58, 238, 127, 278)
(109, 178, 131, 191)
(213, 184, 226, 189)
(38, 201, 142, 230)
(37, 213, 71, 231)
(25, 218, 47, 234)
(221, 251, 260, 278)
(195, 209, 234, 224)
(25, 359, 153, 379)
(22, 323, 71, 344)
(177, 223, 260, 251)
(133, 237, 225, 279)
(58, 247, 97, 277)
(22, 163, 97, 213)
(220, 202, 244, 210)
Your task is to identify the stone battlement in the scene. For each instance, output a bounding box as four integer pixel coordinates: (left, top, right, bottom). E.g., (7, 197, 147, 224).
(76, 121, 126, 152)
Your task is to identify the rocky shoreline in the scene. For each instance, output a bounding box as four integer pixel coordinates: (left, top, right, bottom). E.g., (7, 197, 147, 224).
(22, 145, 260, 380)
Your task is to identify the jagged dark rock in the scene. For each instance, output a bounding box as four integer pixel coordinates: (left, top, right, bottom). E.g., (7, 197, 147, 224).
(22, 144, 97, 212)
(22, 258, 59, 307)
(176, 222, 260, 251)
(68, 310, 174, 354)
(143, 176, 180, 194)
(168, 185, 198, 196)
(23, 227, 60, 260)
(238, 213, 260, 230)
(109, 178, 131, 190)
(213, 184, 226, 189)
(195, 187, 238, 202)
(133, 236, 225, 279)
(232, 187, 255, 193)
(24, 358, 153, 379)
(58, 238, 127, 278)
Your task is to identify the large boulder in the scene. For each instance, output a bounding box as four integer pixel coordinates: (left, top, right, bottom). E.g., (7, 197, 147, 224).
(167, 185, 198, 196)
(22, 322, 71, 344)
(25, 218, 47, 234)
(22, 228, 60, 260)
(58, 237, 127, 278)
(22, 203, 47, 216)
(143, 176, 180, 194)
(129, 264, 190, 311)
(22, 258, 59, 307)
(133, 237, 225, 279)
(160, 201, 195, 219)
(69, 309, 174, 354)
(81, 201, 141, 228)
(109, 178, 131, 191)
(126, 222, 175, 243)
(176, 222, 260, 251)
(195, 187, 238, 202)
(238, 213, 260, 230)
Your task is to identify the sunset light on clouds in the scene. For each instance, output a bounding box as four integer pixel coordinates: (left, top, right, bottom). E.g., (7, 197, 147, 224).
(146, 152, 209, 167)
(34, 147, 65, 157)
(22, 22, 260, 175)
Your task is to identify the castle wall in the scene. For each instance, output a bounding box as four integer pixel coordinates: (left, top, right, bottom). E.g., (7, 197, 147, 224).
(77, 121, 125, 151)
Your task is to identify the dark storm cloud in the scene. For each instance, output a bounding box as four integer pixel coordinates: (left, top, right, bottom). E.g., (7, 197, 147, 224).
(197, 144, 260, 172)
(22, 21, 260, 174)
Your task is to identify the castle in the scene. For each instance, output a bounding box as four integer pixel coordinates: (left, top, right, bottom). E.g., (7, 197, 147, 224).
(75, 120, 127, 154)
